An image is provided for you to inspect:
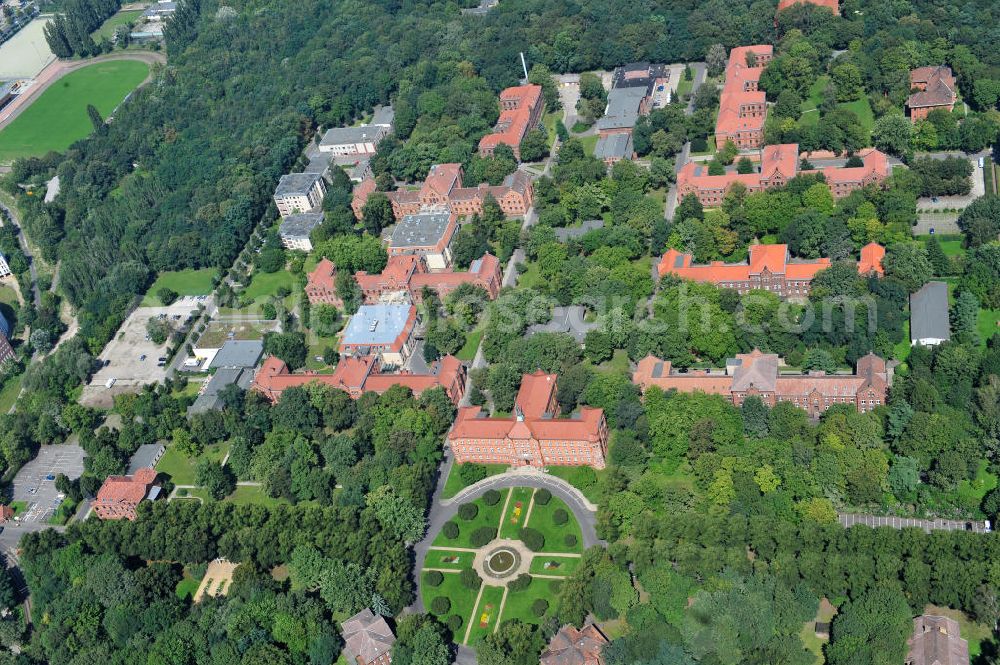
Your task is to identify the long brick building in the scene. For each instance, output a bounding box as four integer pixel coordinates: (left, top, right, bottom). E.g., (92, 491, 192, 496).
(478, 84, 544, 160)
(657, 242, 885, 297)
(253, 354, 466, 404)
(355, 253, 502, 304)
(352, 163, 533, 220)
(633, 349, 889, 417)
(677, 143, 891, 207)
(448, 371, 609, 469)
(715, 45, 773, 151)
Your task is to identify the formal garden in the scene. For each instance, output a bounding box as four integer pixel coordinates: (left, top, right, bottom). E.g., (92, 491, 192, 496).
(421, 486, 587, 645)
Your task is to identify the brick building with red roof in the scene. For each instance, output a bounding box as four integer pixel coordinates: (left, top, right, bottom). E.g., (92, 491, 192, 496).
(541, 623, 609, 665)
(634, 349, 889, 417)
(92, 468, 159, 521)
(448, 371, 609, 469)
(907, 66, 957, 121)
(351, 163, 532, 220)
(657, 241, 884, 296)
(305, 258, 343, 307)
(478, 84, 544, 160)
(252, 354, 466, 404)
(715, 45, 773, 151)
(355, 253, 501, 304)
(678, 144, 889, 207)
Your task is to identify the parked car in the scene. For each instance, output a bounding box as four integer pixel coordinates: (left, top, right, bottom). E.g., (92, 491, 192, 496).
(45, 474, 55, 481)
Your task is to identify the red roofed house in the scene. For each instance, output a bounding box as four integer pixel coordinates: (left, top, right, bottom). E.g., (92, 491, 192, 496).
(0, 505, 14, 523)
(479, 84, 544, 160)
(352, 163, 533, 220)
(355, 253, 502, 304)
(541, 623, 609, 665)
(715, 45, 773, 151)
(448, 371, 609, 469)
(634, 349, 889, 417)
(92, 468, 159, 521)
(907, 66, 957, 121)
(305, 258, 343, 307)
(341, 608, 396, 665)
(777, 0, 838, 14)
(677, 143, 890, 207)
(252, 354, 466, 404)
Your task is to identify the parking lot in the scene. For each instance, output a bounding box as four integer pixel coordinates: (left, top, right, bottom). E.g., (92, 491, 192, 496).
(11, 444, 86, 525)
(80, 297, 204, 406)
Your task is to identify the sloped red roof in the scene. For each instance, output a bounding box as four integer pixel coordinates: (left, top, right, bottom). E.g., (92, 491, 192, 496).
(307, 258, 337, 292)
(96, 468, 157, 506)
(515, 370, 557, 419)
(858, 242, 885, 275)
(479, 85, 543, 153)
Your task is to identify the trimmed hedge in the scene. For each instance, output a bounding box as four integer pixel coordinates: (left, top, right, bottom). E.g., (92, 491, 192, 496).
(431, 596, 451, 614)
(553, 508, 569, 525)
(508, 573, 532, 592)
(425, 570, 444, 587)
(519, 527, 545, 552)
(534, 488, 551, 505)
(460, 566, 482, 590)
(442, 521, 459, 539)
(483, 489, 501, 505)
(458, 502, 479, 521)
(564, 534, 578, 548)
(531, 598, 549, 617)
(446, 614, 464, 634)
(471, 526, 497, 547)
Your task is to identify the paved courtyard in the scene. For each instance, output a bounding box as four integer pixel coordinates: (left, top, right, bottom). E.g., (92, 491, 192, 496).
(10, 444, 86, 525)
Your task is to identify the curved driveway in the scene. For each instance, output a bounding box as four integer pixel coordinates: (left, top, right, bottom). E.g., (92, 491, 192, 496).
(0, 51, 166, 133)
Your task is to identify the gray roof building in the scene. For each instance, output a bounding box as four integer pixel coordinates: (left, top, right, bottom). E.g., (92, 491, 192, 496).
(527, 306, 599, 343)
(279, 212, 324, 241)
(127, 444, 166, 475)
(595, 87, 647, 132)
(188, 367, 254, 415)
(208, 340, 265, 370)
(594, 132, 633, 162)
(370, 105, 395, 129)
(906, 615, 969, 665)
(275, 172, 324, 198)
(320, 125, 387, 148)
(341, 609, 396, 665)
(303, 152, 332, 176)
(910, 281, 950, 345)
(389, 212, 454, 250)
(554, 220, 604, 241)
(342, 304, 414, 348)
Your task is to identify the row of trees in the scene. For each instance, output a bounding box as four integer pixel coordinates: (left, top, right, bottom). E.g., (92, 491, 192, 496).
(43, 0, 121, 57)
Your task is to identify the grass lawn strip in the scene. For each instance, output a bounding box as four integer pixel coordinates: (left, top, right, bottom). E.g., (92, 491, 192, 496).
(492, 587, 510, 634)
(432, 488, 509, 549)
(528, 555, 581, 576)
(440, 462, 507, 500)
(465, 584, 505, 645)
(528, 495, 585, 553)
(0, 60, 150, 162)
(499, 487, 533, 539)
(498, 578, 563, 626)
(423, 548, 474, 570)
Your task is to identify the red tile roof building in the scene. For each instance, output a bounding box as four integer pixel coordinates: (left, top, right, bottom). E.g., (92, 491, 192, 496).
(657, 242, 884, 296)
(0, 505, 13, 523)
(715, 45, 773, 151)
(777, 0, 839, 13)
(478, 84, 544, 160)
(305, 258, 343, 307)
(541, 623, 609, 665)
(634, 349, 889, 417)
(355, 253, 502, 304)
(341, 608, 396, 665)
(252, 354, 466, 404)
(677, 144, 890, 207)
(352, 164, 532, 220)
(92, 468, 158, 521)
(907, 66, 957, 121)
(448, 371, 609, 469)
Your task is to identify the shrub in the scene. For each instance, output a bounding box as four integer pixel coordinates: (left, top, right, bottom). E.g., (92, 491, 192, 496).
(442, 521, 459, 539)
(534, 488, 552, 505)
(431, 596, 451, 614)
(460, 567, 482, 590)
(446, 614, 463, 634)
(564, 534, 578, 548)
(471, 526, 496, 547)
(483, 489, 501, 506)
(531, 598, 549, 617)
(519, 527, 545, 552)
(458, 463, 488, 486)
(425, 570, 444, 587)
(553, 508, 569, 525)
(508, 573, 532, 592)
(549, 580, 563, 594)
(458, 502, 479, 521)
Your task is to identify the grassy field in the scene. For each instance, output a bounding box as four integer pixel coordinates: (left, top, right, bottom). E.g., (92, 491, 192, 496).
(528, 555, 581, 575)
(433, 489, 510, 549)
(91, 9, 143, 40)
(441, 463, 507, 500)
(175, 571, 203, 600)
(466, 584, 506, 645)
(979, 308, 1000, 345)
(498, 487, 534, 540)
(0, 285, 18, 308)
(424, 549, 474, 571)
(141, 268, 217, 305)
(545, 466, 603, 505)
(243, 269, 295, 303)
(156, 441, 231, 486)
(676, 72, 693, 99)
(797, 76, 874, 132)
(224, 485, 287, 508)
(422, 571, 480, 639)
(457, 328, 483, 361)
(0, 375, 22, 413)
(0, 60, 150, 162)
(498, 577, 561, 626)
(580, 134, 598, 156)
(526, 495, 584, 553)
(841, 97, 874, 133)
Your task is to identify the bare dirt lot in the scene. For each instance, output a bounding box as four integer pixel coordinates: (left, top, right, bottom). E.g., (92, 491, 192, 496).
(80, 297, 203, 407)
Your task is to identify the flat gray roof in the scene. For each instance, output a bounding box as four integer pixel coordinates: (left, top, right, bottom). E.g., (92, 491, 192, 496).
(390, 213, 453, 249)
(320, 125, 386, 147)
(188, 367, 254, 415)
(910, 281, 951, 342)
(342, 304, 413, 347)
(127, 444, 165, 475)
(279, 212, 324, 240)
(594, 132, 633, 160)
(527, 306, 598, 342)
(275, 172, 323, 197)
(554, 220, 604, 241)
(370, 105, 395, 128)
(303, 152, 331, 174)
(595, 87, 646, 131)
(209, 340, 265, 369)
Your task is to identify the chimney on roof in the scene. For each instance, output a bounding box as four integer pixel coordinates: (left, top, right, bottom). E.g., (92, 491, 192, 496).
(515, 404, 525, 422)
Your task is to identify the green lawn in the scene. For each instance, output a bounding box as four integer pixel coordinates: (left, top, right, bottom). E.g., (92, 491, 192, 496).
(243, 269, 295, 303)
(224, 485, 287, 508)
(840, 97, 874, 133)
(545, 467, 603, 505)
(956, 460, 998, 512)
(800, 76, 829, 115)
(441, 463, 507, 500)
(156, 441, 231, 485)
(457, 328, 483, 361)
(528, 555, 581, 576)
(91, 9, 143, 40)
(0, 285, 18, 308)
(424, 549, 474, 571)
(580, 134, 598, 157)
(499, 487, 534, 540)
(305, 336, 339, 371)
(893, 320, 911, 363)
(543, 110, 560, 141)
(595, 349, 631, 375)
(175, 573, 202, 600)
(676, 73, 693, 99)
(978, 309, 1000, 345)
(498, 578, 562, 626)
(797, 77, 873, 133)
(526, 495, 584, 553)
(0, 375, 22, 413)
(466, 585, 506, 645)
(0, 60, 150, 162)
(517, 261, 543, 290)
(422, 571, 478, 636)
(433, 489, 509, 549)
(141, 269, 217, 305)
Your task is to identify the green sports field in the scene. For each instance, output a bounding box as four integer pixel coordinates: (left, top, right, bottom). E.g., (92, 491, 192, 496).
(0, 60, 150, 162)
